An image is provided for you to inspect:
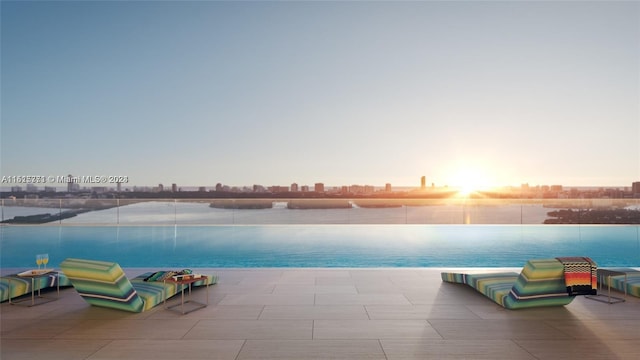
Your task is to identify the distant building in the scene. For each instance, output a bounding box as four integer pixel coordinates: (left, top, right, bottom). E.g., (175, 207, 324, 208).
(171, 183, 177, 192)
(550, 185, 563, 192)
(158, 184, 164, 192)
(314, 183, 325, 193)
(385, 183, 392, 192)
(92, 187, 108, 194)
(632, 181, 640, 195)
(291, 183, 299, 192)
(301, 185, 310, 192)
(11, 186, 22, 192)
(67, 174, 79, 192)
(421, 176, 426, 189)
(26, 184, 38, 192)
(198, 187, 207, 192)
(269, 186, 289, 193)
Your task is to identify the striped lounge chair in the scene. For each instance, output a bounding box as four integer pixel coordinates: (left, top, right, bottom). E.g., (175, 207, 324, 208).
(601, 268, 640, 298)
(1, 272, 71, 303)
(60, 258, 217, 313)
(441, 257, 597, 310)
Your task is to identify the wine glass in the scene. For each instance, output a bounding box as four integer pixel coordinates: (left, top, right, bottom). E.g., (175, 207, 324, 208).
(36, 254, 43, 269)
(42, 254, 49, 269)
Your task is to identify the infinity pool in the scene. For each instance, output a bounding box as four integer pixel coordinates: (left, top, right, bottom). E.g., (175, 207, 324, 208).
(1, 225, 639, 268)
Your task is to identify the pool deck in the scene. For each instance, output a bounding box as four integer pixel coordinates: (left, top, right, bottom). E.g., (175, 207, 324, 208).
(2, 267, 640, 359)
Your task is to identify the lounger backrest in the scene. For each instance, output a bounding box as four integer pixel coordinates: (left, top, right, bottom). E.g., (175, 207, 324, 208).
(60, 258, 145, 313)
(504, 258, 573, 308)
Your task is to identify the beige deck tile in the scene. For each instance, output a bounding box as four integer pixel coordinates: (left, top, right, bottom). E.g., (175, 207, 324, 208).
(273, 285, 358, 294)
(354, 284, 403, 294)
(212, 283, 276, 294)
(53, 319, 197, 340)
(546, 319, 640, 340)
(365, 304, 481, 320)
(515, 339, 640, 360)
(0, 339, 111, 360)
(237, 340, 386, 359)
(147, 305, 264, 320)
(2, 318, 91, 339)
(217, 294, 315, 305)
(184, 319, 312, 340)
(315, 293, 411, 305)
(259, 305, 369, 320)
(86, 339, 244, 360)
(315, 276, 357, 286)
(463, 304, 578, 320)
(380, 339, 537, 359)
(428, 319, 574, 340)
(2, 268, 640, 359)
(313, 319, 441, 339)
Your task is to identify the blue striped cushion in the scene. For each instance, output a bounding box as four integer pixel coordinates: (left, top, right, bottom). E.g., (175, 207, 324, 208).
(442, 258, 582, 309)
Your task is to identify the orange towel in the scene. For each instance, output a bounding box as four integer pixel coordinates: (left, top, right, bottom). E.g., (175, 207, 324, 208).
(556, 257, 597, 296)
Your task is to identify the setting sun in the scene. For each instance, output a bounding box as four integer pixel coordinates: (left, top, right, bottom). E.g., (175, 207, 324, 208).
(450, 167, 493, 196)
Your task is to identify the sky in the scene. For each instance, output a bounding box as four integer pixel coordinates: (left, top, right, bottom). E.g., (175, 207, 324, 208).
(1, 1, 639, 190)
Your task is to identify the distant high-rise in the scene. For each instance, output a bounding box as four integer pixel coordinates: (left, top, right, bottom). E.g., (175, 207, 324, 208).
(314, 183, 325, 193)
(385, 183, 392, 192)
(291, 183, 299, 192)
(171, 183, 177, 192)
(421, 176, 426, 189)
(67, 174, 74, 192)
(632, 181, 640, 195)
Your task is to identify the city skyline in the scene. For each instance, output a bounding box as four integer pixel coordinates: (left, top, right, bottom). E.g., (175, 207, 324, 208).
(1, 1, 639, 189)
(3, 174, 638, 193)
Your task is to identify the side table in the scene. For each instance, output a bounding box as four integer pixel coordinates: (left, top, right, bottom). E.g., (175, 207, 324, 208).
(9, 270, 60, 307)
(586, 268, 626, 304)
(164, 275, 209, 314)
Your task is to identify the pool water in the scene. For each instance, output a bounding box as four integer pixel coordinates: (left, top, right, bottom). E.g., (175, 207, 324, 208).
(1, 225, 639, 268)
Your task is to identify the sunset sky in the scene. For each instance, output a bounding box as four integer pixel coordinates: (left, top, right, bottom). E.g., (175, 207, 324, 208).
(2, 1, 638, 189)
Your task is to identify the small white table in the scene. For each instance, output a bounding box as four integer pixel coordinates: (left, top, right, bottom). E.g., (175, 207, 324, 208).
(164, 275, 209, 314)
(8, 270, 60, 307)
(586, 269, 626, 304)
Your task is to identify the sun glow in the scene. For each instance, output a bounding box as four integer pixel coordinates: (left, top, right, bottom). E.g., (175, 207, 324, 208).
(450, 167, 493, 197)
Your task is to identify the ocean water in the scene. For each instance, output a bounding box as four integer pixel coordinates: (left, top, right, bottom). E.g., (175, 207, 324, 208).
(1, 224, 638, 268)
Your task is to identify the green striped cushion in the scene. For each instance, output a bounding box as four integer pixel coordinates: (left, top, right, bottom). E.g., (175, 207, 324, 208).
(441, 258, 578, 310)
(603, 269, 640, 298)
(504, 259, 575, 309)
(1, 272, 71, 303)
(60, 258, 145, 313)
(130, 272, 218, 311)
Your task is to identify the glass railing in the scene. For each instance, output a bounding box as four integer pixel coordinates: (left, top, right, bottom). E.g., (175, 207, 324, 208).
(1, 198, 639, 267)
(1, 197, 638, 225)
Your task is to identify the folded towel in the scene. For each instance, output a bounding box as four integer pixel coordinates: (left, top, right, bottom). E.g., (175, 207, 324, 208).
(555, 257, 597, 296)
(143, 269, 193, 282)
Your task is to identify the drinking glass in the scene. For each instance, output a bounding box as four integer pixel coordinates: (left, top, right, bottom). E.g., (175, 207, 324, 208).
(42, 254, 49, 269)
(36, 254, 43, 269)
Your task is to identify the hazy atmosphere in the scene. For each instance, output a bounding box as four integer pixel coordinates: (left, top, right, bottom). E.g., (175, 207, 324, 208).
(2, 1, 638, 189)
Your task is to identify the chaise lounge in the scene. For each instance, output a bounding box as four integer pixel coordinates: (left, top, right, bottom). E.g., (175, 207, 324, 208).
(441, 257, 597, 309)
(60, 258, 217, 312)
